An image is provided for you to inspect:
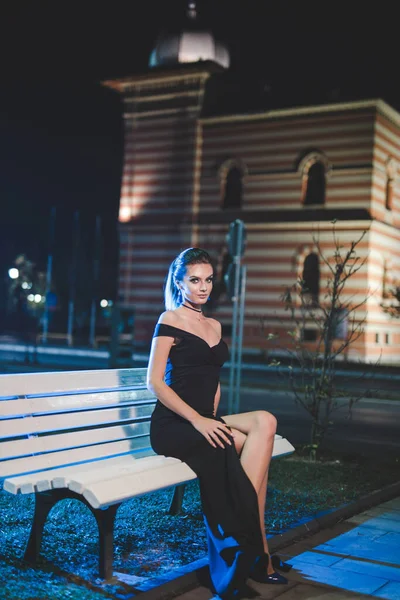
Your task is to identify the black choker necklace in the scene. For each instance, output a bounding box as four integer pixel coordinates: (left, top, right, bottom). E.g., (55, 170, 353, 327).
(182, 304, 202, 313)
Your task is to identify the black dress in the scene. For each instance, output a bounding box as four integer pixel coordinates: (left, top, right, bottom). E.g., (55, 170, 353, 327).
(150, 323, 264, 598)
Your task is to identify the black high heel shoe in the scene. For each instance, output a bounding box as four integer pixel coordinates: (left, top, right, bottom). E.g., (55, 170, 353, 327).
(271, 553, 292, 572)
(250, 553, 289, 585)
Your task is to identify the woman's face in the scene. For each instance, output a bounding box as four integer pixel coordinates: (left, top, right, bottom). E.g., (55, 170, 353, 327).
(178, 263, 214, 306)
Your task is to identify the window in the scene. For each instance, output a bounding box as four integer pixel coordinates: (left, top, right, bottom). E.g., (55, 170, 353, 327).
(223, 167, 243, 210)
(301, 328, 318, 342)
(304, 162, 326, 206)
(375, 333, 380, 344)
(302, 252, 320, 305)
(382, 260, 389, 299)
(382, 258, 393, 301)
(385, 175, 394, 211)
(385, 158, 396, 211)
(385, 333, 390, 345)
(333, 308, 348, 340)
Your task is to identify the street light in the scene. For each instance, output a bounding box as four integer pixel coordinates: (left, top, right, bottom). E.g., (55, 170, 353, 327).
(100, 299, 113, 308)
(8, 268, 19, 279)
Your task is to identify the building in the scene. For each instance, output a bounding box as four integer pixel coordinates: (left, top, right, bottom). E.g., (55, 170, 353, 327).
(103, 4, 400, 364)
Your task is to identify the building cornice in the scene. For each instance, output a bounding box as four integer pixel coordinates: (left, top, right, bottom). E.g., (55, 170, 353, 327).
(102, 61, 223, 93)
(197, 208, 372, 226)
(200, 99, 400, 129)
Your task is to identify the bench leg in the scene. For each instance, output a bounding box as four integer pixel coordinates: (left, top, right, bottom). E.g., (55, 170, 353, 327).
(24, 490, 59, 564)
(24, 488, 120, 581)
(168, 484, 186, 515)
(92, 504, 120, 580)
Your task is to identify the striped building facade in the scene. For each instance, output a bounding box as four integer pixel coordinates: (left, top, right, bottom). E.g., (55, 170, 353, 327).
(104, 64, 400, 364)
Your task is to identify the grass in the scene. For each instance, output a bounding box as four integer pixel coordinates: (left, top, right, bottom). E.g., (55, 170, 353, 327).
(0, 451, 398, 600)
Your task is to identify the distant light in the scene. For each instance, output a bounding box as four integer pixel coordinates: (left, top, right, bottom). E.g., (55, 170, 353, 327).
(188, 1, 197, 18)
(27, 294, 35, 302)
(100, 299, 108, 308)
(8, 268, 19, 279)
(21, 281, 32, 290)
(119, 206, 131, 222)
(34, 294, 42, 303)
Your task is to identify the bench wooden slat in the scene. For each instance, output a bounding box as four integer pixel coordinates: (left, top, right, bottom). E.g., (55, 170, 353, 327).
(272, 436, 295, 458)
(0, 389, 156, 418)
(39, 455, 171, 495)
(0, 422, 151, 460)
(0, 368, 148, 396)
(3, 452, 153, 494)
(67, 455, 181, 495)
(4, 454, 196, 508)
(83, 460, 197, 509)
(0, 437, 153, 479)
(0, 427, 280, 462)
(1, 404, 155, 439)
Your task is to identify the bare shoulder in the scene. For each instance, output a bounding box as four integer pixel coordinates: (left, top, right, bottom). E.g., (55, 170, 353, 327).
(207, 317, 222, 336)
(158, 310, 181, 326)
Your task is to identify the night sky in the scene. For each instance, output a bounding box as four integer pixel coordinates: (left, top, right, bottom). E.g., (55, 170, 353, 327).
(1, 0, 399, 315)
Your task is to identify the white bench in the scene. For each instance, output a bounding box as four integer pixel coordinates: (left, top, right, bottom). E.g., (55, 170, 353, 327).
(0, 367, 295, 580)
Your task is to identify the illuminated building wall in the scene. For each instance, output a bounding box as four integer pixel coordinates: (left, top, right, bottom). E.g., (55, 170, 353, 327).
(103, 64, 219, 342)
(196, 100, 400, 363)
(105, 64, 400, 363)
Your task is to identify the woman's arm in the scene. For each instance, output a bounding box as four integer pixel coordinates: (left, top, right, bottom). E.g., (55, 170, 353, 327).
(213, 383, 221, 416)
(147, 335, 201, 423)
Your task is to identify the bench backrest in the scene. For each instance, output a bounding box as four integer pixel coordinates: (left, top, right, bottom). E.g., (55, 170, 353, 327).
(0, 368, 156, 480)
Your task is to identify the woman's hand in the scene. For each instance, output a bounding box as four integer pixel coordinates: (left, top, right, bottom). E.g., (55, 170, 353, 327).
(191, 416, 233, 448)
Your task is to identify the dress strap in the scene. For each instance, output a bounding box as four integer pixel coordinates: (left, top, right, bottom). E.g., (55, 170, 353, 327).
(153, 323, 180, 339)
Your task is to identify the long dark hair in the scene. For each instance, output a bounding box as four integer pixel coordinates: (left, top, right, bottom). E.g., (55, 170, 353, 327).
(164, 248, 213, 310)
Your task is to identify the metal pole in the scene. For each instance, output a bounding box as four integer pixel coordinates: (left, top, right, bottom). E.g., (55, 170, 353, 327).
(67, 211, 79, 347)
(228, 266, 238, 414)
(89, 215, 101, 348)
(227, 227, 243, 414)
(42, 207, 56, 344)
(234, 264, 247, 414)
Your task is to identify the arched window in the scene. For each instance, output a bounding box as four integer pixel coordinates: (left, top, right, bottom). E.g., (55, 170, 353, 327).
(223, 167, 243, 210)
(302, 252, 320, 305)
(304, 162, 326, 206)
(382, 260, 389, 298)
(385, 176, 394, 211)
(382, 258, 392, 299)
(385, 158, 396, 211)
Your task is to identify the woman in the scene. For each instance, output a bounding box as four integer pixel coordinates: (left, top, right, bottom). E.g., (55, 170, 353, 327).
(147, 248, 287, 599)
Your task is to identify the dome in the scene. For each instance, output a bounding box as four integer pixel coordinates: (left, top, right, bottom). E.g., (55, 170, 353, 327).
(149, 3, 230, 69)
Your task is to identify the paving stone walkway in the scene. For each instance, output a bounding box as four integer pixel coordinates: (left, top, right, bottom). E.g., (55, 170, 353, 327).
(174, 497, 400, 600)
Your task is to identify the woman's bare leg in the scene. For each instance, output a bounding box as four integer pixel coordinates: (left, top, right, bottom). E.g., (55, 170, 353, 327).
(224, 411, 276, 492)
(258, 470, 269, 553)
(232, 429, 271, 555)
(226, 411, 277, 572)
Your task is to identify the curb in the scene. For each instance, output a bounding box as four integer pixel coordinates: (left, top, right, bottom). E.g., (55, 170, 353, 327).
(132, 479, 400, 599)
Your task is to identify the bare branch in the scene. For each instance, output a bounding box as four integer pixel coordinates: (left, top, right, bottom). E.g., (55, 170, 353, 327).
(271, 225, 371, 457)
